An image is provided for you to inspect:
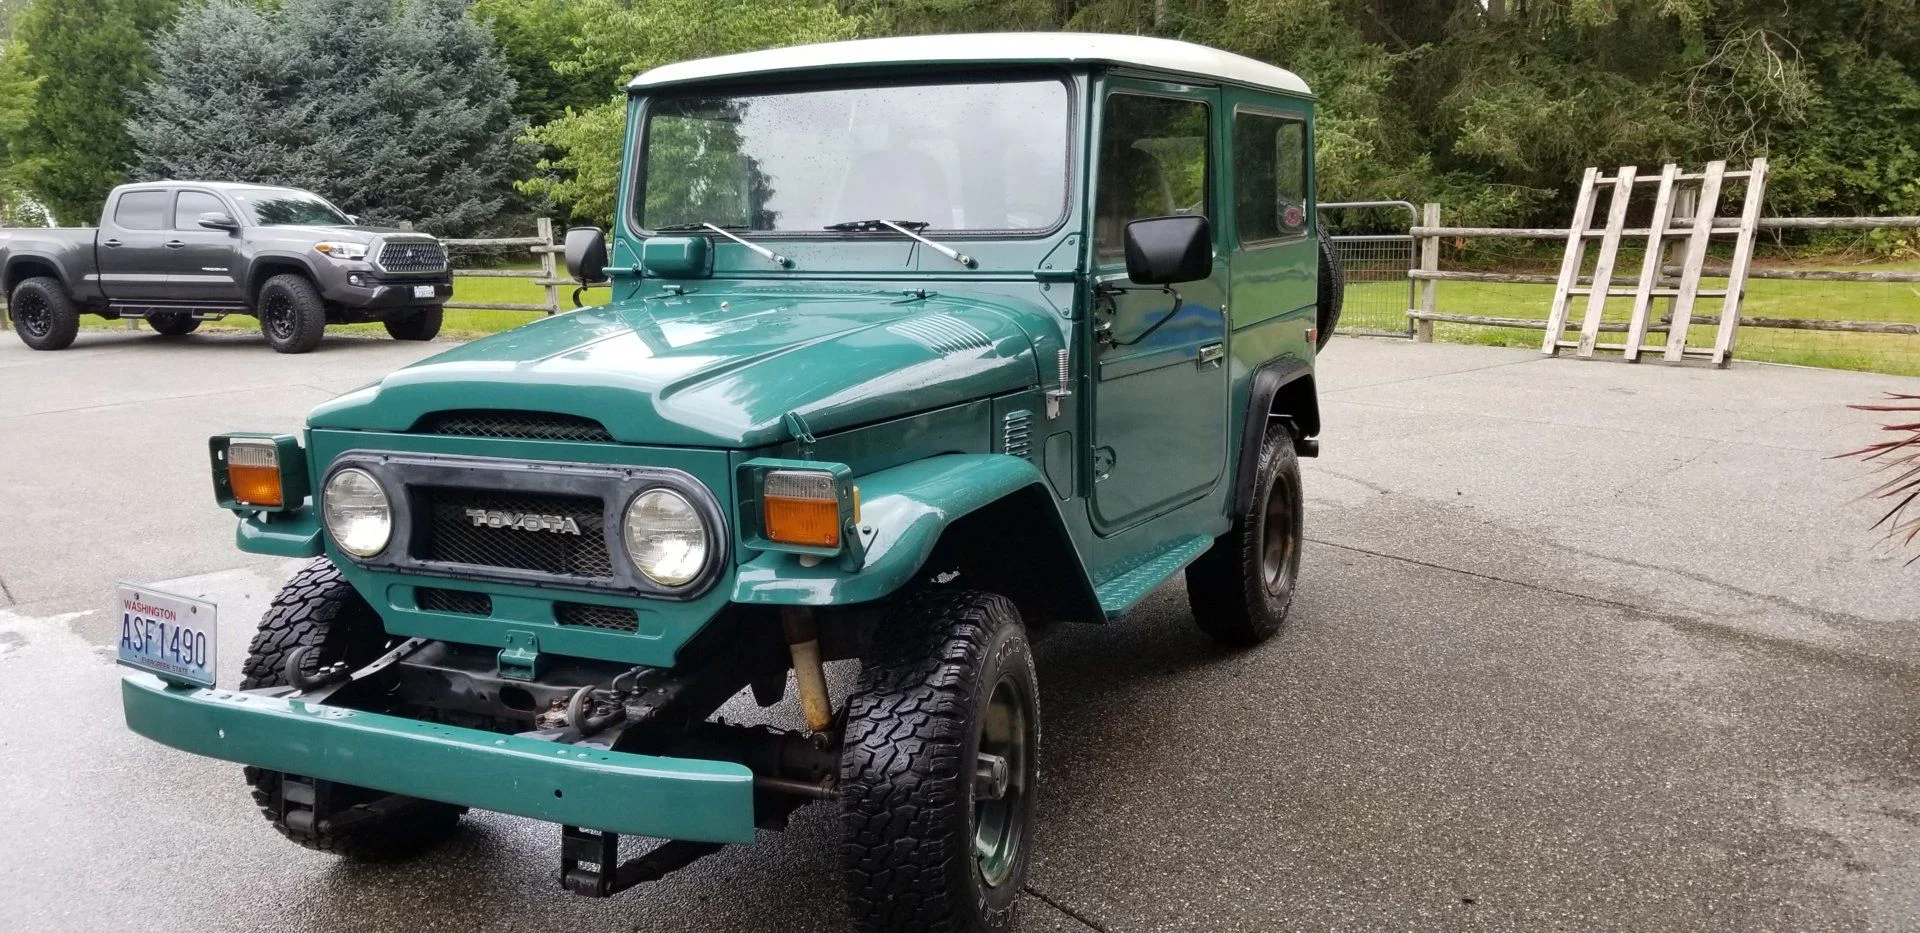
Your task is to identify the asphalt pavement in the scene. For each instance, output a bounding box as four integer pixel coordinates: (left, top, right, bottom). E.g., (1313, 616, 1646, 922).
(1, 325, 1915, 932)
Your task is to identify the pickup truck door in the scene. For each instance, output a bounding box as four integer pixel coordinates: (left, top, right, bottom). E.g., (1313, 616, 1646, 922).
(166, 189, 245, 303)
(96, 189, 178, 299)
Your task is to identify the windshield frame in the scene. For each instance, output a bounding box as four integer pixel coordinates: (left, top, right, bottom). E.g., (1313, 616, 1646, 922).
(626, 68, 1079, 241)
(227, 186, 353, 228)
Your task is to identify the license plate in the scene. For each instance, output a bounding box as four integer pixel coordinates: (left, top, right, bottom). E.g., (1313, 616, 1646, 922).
(115, 584, 217, 688)
(413, 285, 436, 298)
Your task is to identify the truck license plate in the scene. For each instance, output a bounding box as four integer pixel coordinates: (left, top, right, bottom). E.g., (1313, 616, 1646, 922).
(413, 285, 435, 298)
(115, 585, 217, 688)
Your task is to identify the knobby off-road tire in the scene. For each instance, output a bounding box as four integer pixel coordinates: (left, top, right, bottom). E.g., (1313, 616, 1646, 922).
(146, 312, 200, 336)
(1316, 235, 1345, 351)
(840, 590, 1040, 933)
(239, 559, 464, 858)
(255, 273, 327, 353)
(1186, 424, 1304, 647)
(9, 276, 80, 351)
(383, 305, 442, 341)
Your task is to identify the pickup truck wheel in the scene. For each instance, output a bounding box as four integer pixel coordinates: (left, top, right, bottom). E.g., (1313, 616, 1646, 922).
(383, 305, 442, 341)
(840, 590, 1039, 933)
(256, 274, 327, 353)
(238, 559, 464, 858)
(146, 312, 200, 336)
(1186, 423, 1302, 646)
(9, 276, 80, 351)
(1316, 235, 1344, 350)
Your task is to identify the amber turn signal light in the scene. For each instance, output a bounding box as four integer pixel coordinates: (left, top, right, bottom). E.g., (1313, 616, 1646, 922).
(763, 469, 841, 548)
(226, 441, 284, 508)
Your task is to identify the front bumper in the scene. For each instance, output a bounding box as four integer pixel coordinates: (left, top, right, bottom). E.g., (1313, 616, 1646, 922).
(121, 672, 757, 844)
(324, 274, 453, 310)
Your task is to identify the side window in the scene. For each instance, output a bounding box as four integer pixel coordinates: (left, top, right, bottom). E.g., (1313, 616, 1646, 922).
(113, 191, 171, 231)
(174, 191, 226, 230)
(1094, 93, 1210, 259)
(1232, 111, 1309, 244)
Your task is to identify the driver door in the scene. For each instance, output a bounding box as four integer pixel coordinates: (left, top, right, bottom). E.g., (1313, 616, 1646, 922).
(1087, 81, 1230, 534)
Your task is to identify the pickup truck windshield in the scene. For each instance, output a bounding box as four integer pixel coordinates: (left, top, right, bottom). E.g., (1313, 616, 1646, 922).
(228, 187, 351, 227)
(639, 79, 1070, 234)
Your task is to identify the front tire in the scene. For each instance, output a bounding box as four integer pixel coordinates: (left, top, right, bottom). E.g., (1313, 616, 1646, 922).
(239, 559, 464, 858)
(841, 590, 1040, 933)
(1186, 424, 1304, 646)
(383, 305, 442, 341)
(9, 276, 80, 351)
(255, 274, 327, 353)
(146, 312, 200, 336)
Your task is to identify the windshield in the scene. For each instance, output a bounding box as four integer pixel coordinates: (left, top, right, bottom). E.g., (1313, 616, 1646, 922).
(228, 187, 351, 227)
(638, 78, 1071, 233)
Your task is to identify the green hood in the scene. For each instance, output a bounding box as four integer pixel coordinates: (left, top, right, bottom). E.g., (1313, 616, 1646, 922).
(308, 290, 1045, 448)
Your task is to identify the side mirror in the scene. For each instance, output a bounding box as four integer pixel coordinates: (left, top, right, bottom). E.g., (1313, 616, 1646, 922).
(197, 211, 239, 232)
(1123, 215, 1212, 285)
(566, 226, 609, 284)
(346, 214, 360, 225)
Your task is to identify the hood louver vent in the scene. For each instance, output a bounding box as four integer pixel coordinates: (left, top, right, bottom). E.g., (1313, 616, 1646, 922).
(886, 314, 992, 354)
(414, 410, 614, 443)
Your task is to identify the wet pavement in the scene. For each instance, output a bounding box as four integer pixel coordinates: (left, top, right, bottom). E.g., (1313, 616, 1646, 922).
(1, 327, 1916, 931)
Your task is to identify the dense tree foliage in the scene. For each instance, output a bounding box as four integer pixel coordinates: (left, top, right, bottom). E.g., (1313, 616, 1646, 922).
(8, 0, 176, 225)
(128, 0, 527, 235)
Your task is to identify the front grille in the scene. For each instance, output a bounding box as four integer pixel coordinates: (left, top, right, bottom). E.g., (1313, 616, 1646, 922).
(417, 587, 491, 616)
(414, 410, 614, 443)
(556, 602, 639, 632)
(376, 240, 448, 273)
(418, 489, 612, 579)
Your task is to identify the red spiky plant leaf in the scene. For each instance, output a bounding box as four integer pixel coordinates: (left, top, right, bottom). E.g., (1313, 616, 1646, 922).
(1837, 392, 1920, 560)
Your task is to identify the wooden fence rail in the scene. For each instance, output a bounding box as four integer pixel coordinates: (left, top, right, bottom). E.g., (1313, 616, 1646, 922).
(440, 216, 573, 315)
(1408, 204, 1920, 343)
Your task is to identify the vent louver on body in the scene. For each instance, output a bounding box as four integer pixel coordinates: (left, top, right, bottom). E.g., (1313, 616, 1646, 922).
(1003, 409, 1033, 459)
(886, 314, 992, 353)
(414, 410, 615, 443)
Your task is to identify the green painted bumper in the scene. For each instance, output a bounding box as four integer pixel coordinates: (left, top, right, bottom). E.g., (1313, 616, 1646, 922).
(121, 672, 757, 844)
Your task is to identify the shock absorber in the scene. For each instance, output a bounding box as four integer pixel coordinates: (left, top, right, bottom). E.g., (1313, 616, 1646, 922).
(781, 606, 833, 733)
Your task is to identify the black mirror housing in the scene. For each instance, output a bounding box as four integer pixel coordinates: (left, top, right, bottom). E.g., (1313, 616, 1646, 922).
(197, 211, 239, 232)
(566, 226, 609, 284)
(1123, 215, 1212, 286)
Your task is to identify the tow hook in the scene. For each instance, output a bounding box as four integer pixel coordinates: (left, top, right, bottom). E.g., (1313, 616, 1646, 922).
(283, 645, 348, 692)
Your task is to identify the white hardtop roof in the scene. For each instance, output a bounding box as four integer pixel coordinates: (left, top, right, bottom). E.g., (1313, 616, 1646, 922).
(630, 33, 1312, 97)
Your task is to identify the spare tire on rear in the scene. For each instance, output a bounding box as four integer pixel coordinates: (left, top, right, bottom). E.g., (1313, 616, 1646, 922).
(1315, 235, 1344, 351)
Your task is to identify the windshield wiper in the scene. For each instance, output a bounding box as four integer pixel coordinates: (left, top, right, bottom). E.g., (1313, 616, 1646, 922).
(654, 222, 789, 268)
(823, 219, 973, 268)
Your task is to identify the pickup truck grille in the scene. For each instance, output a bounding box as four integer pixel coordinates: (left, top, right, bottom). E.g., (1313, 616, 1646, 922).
(417, 488, 612, 580)
(376, 240, 448, 273)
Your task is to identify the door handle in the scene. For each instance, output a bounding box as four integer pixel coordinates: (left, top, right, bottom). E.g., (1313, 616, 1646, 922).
(1198, 343, 1224, 367)
(164, 239, 186, 249)
(103, 238, 123, 248)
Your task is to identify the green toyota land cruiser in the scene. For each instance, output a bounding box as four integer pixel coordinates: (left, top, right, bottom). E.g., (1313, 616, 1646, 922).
(119, 32, 1339, 933)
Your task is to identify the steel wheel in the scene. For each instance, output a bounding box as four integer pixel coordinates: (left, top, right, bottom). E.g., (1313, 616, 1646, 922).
(973, 673, 1033, 888)
(13, 289, 50, 338)
(1259, 464, 1301, 598)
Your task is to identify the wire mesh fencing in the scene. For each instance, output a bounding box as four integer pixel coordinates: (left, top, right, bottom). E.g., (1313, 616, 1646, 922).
(1322, 201, 1415, 336)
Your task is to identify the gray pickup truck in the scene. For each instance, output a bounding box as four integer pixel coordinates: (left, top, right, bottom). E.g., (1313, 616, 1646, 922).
(1, 181, 452, 353)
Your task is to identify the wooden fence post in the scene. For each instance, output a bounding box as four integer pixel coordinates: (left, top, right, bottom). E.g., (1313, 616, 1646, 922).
(536, 217, 559, 315)
(1415, 202, 1440, 342)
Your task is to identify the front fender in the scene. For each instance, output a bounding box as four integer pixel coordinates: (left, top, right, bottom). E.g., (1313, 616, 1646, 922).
(731, 453, 1095, 609)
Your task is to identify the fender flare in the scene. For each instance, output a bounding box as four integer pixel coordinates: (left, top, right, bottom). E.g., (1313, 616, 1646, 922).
(3, 251, 73, 294)
(1232, 358, 1317, 516)
(731, 453, 1101, 615)
(245, 252, 324, 299)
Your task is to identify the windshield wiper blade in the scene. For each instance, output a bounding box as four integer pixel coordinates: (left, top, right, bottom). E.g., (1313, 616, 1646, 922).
(656, 221, 788, 268)
(823, 219, 972, 268)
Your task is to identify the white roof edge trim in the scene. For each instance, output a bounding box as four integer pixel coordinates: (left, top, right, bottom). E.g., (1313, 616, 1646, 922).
(629, 33, 1312, 97)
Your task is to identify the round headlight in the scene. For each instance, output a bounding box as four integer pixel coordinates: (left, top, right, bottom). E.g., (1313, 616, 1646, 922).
(623, 488, 708, 587)
(323, 468, 392, 557)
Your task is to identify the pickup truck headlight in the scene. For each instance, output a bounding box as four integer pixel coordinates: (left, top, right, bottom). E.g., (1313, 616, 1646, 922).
(322, 468, 392, 557)
(622, 488, 708, 587)
(313, 241, 369, 261)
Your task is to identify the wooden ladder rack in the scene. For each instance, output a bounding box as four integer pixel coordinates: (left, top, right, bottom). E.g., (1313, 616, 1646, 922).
(1541, 159, 1769, 365)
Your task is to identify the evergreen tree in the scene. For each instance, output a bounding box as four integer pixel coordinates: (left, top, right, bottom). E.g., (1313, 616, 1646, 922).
(11, 0, 176, 225)
(129, 0, 528, 236)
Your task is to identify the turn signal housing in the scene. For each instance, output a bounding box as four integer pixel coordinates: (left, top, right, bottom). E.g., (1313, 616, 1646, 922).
(210, 434, 308, 512)
(738, 458, 862, 565)
(763, 470, 843, 547)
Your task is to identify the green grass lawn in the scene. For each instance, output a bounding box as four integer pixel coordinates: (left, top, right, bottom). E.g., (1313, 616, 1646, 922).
(1348, 258, 1920, 377)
